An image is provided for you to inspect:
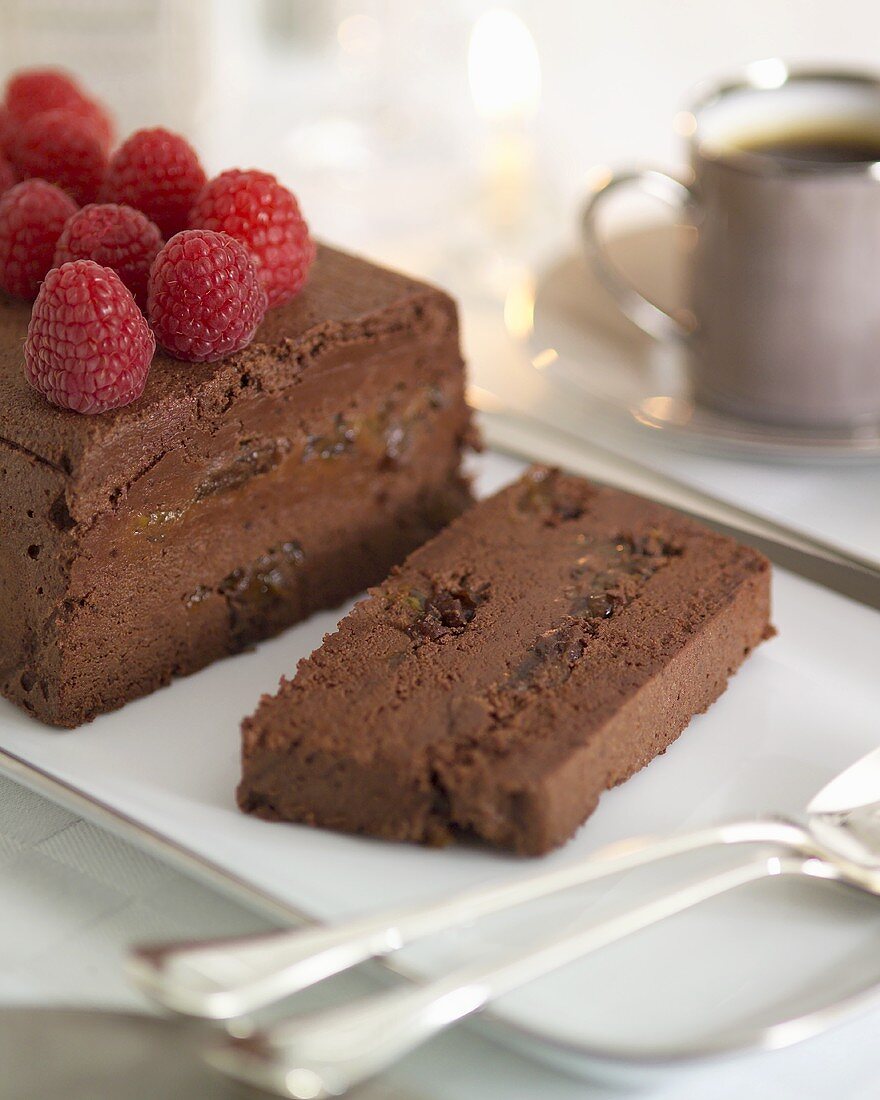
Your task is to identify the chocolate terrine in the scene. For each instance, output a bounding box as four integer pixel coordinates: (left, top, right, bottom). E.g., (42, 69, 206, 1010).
(0, 245, 475, 727)
(239, 467, 772, 855)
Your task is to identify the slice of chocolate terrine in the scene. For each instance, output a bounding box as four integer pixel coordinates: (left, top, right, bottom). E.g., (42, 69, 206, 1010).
(0, 245, 475, 727)
(239, 467, 772, 855)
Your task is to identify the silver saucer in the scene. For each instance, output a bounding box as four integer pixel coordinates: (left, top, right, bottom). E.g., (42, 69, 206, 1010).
(532, 225, 880, 462)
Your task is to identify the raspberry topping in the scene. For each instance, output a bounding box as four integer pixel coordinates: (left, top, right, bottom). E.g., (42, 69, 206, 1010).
(8, 108, 108, 205)
(73, 99, 114, 154)
(25, 259, 155, 414)
(54, 203, 162, 309)
(189, 169, 315, 307)
(6, 68, 88, 120)
(0, 179, 78, 299)
(148, 229, 268, 362)
(0, 154, 15, 195)
(4, 67, 114, 152)
(0, 105, 13, 154)
(101, 128, 206, 238)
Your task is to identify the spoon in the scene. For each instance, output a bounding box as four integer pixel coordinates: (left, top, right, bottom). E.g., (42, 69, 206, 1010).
(134, 748, 880, 1096)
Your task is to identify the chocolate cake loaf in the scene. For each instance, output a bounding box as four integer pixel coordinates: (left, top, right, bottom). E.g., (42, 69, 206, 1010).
(0, 245, 475, 727)
(239, 467, 772, 855)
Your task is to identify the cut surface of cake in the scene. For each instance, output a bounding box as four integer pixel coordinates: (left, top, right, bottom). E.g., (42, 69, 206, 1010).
(0, 245, 475, 727)
(238, 467, 772, 855)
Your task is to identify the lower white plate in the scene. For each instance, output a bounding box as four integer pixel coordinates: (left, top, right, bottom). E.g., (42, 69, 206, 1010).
(2, 451, 880, 1084)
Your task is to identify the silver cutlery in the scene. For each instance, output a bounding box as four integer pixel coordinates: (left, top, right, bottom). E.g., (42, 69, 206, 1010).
(129, 823, 786, 1021)
(132, 747, 880, 1098)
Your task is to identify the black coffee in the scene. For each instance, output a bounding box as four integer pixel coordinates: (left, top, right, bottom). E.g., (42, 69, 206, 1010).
(737, 127, 880, 164)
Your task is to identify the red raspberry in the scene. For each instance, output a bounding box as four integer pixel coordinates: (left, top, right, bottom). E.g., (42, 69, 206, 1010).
(148, 229, 268, 362)
(4, 67, 114, 151)
(0, 105, 13, 154)
(0, 179, 77, 299)
(101, 128, 206, 239)
(0, 154, 15, 195)
(8, 108, 107, 205)
(189, 169, 315, 307)
(25, 259, 155, 414)
(6, 68, 86, 119)
(75, 99, 114, 154)
(54, 203, 162, 310)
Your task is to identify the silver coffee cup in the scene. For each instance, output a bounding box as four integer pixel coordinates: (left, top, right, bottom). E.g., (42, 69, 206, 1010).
(583, 61, 880, 428)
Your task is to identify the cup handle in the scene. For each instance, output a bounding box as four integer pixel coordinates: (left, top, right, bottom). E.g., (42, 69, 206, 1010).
(581, 168, 695, 343)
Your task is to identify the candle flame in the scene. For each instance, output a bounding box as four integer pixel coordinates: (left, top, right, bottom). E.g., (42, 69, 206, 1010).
(468, 8, 541, 122)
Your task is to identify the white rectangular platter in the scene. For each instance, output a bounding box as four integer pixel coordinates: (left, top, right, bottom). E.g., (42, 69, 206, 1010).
(2, 450, 880, 1081)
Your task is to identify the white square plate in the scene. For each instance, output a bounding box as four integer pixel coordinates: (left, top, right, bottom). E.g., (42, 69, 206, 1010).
(2, 451, 880, 1083)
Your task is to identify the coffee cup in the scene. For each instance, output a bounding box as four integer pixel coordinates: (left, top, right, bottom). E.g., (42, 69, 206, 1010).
(582, 62, 880, 428)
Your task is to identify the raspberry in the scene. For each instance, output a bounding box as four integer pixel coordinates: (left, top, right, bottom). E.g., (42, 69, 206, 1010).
(4, 67, 114, 151)
(0, 105, 12, 154)
(25, 260, 155, 414)
(0, 179, 77, 299)
(101, 128, 206, 239)
(8, 108, 107, 205)
(54, 203, 162, 309)
(6, 68, 86, 120)
(148, 229, 268, 362)
(0, 154, 15, 195)
(189, 169, 315, 307)
(76, 101, 114, 154)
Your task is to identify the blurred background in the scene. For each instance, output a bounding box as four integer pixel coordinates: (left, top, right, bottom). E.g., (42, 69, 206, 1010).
(4, 0, 880, 273)
(4, 0, 878, 548)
